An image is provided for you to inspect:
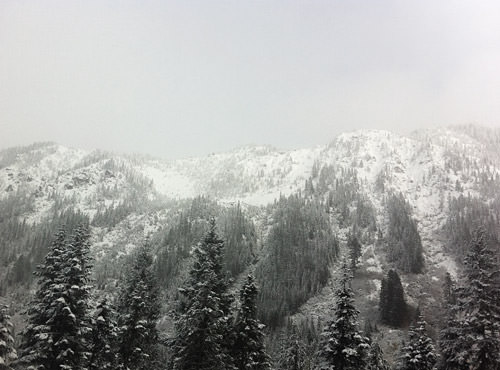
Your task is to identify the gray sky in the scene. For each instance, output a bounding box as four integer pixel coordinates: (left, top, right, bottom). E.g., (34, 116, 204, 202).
(1, 1, 500, 159)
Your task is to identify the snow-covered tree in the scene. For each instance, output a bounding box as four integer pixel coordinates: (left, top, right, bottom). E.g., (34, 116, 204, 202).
(365, 340, 389, 370)
(438, 228, 500, 370)
(18, 225, 92, 370)
(172, 219, 234, 370)
(117, 240, 161, 370)
(0, 305, 17, 370)
(399, 317, 436, 370)
(231, 274, 271, 370)
(88, 298, 118, 370)
(317, 263, 369, 370)
(277, 328, 307, 370)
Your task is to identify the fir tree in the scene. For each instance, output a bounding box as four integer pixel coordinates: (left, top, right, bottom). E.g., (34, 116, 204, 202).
(88, 298, 118, 370)
(365, 341, 389, 370)
(400, 317, 436, 370)
(317, 263, 369, 370)
(18, 225, 93, 370)
(277, 328, 307, 370)
(439, 228, 500, 370)
(379, 269, 407, 327)
(172, 219, 234, 370)
(438, 271, 463, 370)
(231, 274, 271, 370)
(347, 234, 361, 272)
(117, 240, 161, 370)
(0, 305, 17, 370)
(442, 272, 455, 307)
(386, 193, 424, 273)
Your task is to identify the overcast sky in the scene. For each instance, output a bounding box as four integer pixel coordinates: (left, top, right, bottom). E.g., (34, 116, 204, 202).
(1, 1, 500, 158)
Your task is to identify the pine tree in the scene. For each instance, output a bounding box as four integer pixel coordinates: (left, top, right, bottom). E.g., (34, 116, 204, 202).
(277, 328, 307, 370)
(347, 234, 361, 272)
(379, 269, 407, 327)
(365, 341, 389, 370)
(438, 271, 464, 370)
(117, 240, 161, 370)
(231, 274, 271, 370)
(317, 263, 369, 370)
(18, 225, 92, 370)
(439, 228, 500, 370)
(172, 219, 234, 370)
(399, 317, 436, 370)
(442, 272, 455, 307)
(60, 225, 93, 367)
(386, 193, 424, 273)
(88, 298, 118, 370)
(0, 305, 17, 370)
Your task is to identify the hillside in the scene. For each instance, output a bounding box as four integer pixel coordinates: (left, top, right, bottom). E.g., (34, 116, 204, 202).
(1, 124, 500, 365)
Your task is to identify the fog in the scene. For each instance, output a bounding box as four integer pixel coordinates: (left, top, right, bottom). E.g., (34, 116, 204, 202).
(1, 0, 500, 158)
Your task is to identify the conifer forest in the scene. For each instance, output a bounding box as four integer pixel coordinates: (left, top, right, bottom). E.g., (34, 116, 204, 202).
(2, 125, 500, 369)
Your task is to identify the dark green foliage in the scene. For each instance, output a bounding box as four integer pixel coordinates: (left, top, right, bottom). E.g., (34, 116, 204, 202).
(0, 305, 17, 369)
(2, 206, 89, 288)
(347, 233, 362, 272)
(317, 264, 369, 370)
(442, 272, 455, 307)
(156, 211, 207, 287)
(172, 219, 234, 370)
(220, 203, 257, 278)
(156, 200, 257, 288)
(379, 269, 407, 328)
(365, 341, 389, 370)
(91, 201, 136, 229)
(386, 193, 424, 273)
(444, 194, 499, 260)
(256, 195, 338, 328)
(399, 317, 436, 370)
(117, 240, 161, 370)
(19, 225, 93, 370)
(231, 275, 271, 370)
(88, 298, 118, 370)
(276, 326, 310, 370)
(438, 228, 500, 370)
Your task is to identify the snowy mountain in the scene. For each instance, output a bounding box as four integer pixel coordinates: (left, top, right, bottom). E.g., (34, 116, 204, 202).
(2, 124, 500, 363)
(1, 125, 498, 278)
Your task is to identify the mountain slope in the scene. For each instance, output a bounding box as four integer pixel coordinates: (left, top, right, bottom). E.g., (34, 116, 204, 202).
(2, 124, 500, 363)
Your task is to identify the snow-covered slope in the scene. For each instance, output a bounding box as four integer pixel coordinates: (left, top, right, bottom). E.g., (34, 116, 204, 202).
(2, 125, 498, 227)
(2, 126, 500, 278)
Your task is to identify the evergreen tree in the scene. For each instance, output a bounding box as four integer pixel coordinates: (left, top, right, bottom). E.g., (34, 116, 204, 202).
(439, 228, 500, 370)
(379, 269, 407, 327)
(0, 305, 17, 370)
(88, 298, 118, 370)
(442, 272, 455, 307)
(19, 225, 92, 370)
(347, 234, 361, 272)
(277, 328, 307, 370)
(365, 341, 389, 370)
(317, 264, 369, 370)
(438, 271, 463, 370)
(386, 193, 424, 273)
(117, 240, 161, 370)
(172, 219, 234, 370)
(400, 317, 436, 370)
(231, 275, 271, 370)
